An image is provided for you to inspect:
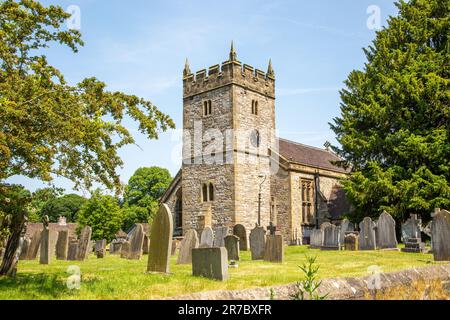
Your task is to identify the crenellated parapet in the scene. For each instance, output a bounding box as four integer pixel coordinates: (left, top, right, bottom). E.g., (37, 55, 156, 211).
(183, 43, 275, 99)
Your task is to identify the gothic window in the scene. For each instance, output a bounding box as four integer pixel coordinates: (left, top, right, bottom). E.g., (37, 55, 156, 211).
(251, 100, 259, 115)
(202, 183, 208, 202)
(203, 100, 212, 116)
(301, 179, 314, 224)
(209, 183, 214, 201)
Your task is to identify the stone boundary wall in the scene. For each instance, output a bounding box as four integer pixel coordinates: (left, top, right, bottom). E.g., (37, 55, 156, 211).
(172, 264, 450, 300)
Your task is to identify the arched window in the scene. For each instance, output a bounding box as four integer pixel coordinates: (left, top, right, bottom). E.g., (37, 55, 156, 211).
(209, 183, 214, 201)
(203, 100, 212, 116)
(202, 184, 208, 202)
(251, 100, 258, 115)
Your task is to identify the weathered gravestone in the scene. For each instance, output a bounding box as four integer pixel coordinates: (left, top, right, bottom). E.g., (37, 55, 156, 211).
(39, 225, 50, 265)
(27, 229, 42, 260)
(321, 224, 340, 250)
(401, 214, 422, 241)
(309, 229, 324, 249)
(95, 239, 106, 258)
(55, 230, 69, 260)
(224, 235, 240, 261)
(120, 241, 130, 259)
(142, 234, 150, 255)
(128, 224, 145, 260)
(67, 238, 78, 261)
(359, 217, 376, 250)
(249, 226, 266, 260)
(192, 247, 229, 281)
(177, 229, 199, 265)
(339, 219, 354, 246)
(171, 239, 180, 256)
(431, 209, 450, 261)
(376, 211, 398, 249)
(76, 226, 92, 261)
(147, 204, 173, 273)
(344, 232, 359, 251)
(264, 234, 284, 263)
(233, 224, 248, 251)
(200, 226, 214, 248)
(19, 237, 31, 260)
(213, 226, 229, 247)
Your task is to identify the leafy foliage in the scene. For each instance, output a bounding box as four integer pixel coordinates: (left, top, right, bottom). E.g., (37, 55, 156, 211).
(330, 0, 450, 222)
(27, 187, 64, 222)
(0, 0, 175, 192)
(76, 190, 123, 241)
(290, 256, 328, 300)
(40, 193, 86, 223)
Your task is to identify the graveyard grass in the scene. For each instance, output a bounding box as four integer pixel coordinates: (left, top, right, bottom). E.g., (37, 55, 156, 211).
(0, 246, 446, 300)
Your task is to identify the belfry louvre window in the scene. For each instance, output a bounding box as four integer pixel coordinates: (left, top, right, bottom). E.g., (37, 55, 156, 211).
(251, 100, 258, 115)
(203, 100, 212, 116)
(202, 184, 208, 202)
(202, 182, 215, 202)
(301, 179, 314, 224)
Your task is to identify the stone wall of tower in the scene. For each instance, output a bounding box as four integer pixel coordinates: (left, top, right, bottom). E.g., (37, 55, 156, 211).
(270, 165, 292, 242)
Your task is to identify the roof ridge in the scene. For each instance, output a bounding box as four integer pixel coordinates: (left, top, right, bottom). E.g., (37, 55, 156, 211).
(278, 137, 334, 154)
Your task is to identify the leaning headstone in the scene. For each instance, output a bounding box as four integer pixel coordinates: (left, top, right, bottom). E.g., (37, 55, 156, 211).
(200, 226, 214, 248)
(67, 238, 78, 261)
(177, 229, 199, 265)
(309, 229, 324, 249)
(431, 209, 450, 261)
(76, 226, 92, 261)
(128, 224, 145, 260)
(192, 247, 229, 281)
(147, 204, 173, 273)
(95, 239, 106, 258)
(376, 211, 398, 249)
(39, 226, 50, 265)
(359, 217, 377, 250)
(19, 237, 31, 260)
(224, 235, 240, 261)
(55, 230, 69, 260)
(233, 224, 248, 251)
(27, 229, 42, 260)
(344, 232, 359, 251)
(321, 224, 340, 250)
(264, 234, 284, 263)
(213, 226, 229, 247)
(249, 226, 266, 260)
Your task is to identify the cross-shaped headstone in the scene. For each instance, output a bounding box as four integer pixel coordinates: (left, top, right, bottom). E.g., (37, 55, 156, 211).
(267, 222, 277, 236)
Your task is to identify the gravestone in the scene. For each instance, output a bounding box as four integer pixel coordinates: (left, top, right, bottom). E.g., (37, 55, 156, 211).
(213, 227, 229, 247)
(27, 229, 42, 260)
(376, 211, 398, 249)
(19, 237, 31, 260)
(55, 230, 69, 260)
(264, 234, 284, 263)
(121, 241, 130, 259)
(401, 214, 422, 242)
(233, 224, 248, 251)
(147, 204, 173, 273)
(142, 234, 150, 255)
(192, 247, 229, 281)
(224, 235, 240, 261)
(128, 224, 145, 260)
(339, 219, 354, 245)
(431, 209, 450, 261)
(321, 224, 340, 250)
(95, 240, 106, 258)
(309, 229, 324, 249)
(249, 225, 266, 260)
(177, 229, 199, 265)
(344, 232, 359, 251)
(39, 226, 50, 265)
(200, 226, 214, 248)
(359, 217, 377, 250)
(67, 238, 78, 260)
(171, 239, 180, 256)
(76, 226, 92, 261)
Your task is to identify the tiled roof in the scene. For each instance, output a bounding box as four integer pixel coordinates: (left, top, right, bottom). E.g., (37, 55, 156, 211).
(277, 138, 348, 173)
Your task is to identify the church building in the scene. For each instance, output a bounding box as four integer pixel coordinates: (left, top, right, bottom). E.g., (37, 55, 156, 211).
(161, 44, 350, 244)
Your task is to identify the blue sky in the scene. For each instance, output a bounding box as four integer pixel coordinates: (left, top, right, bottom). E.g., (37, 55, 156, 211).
(8, 0, 399, 195)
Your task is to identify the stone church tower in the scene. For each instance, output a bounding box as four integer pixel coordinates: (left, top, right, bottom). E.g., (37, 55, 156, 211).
(181, 43, 276, 234)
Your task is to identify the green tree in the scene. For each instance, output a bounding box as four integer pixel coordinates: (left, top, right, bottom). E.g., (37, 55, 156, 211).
(28, 187, 64, 222)
(122, 167, 172, 228)
(40, 194, 86, 222)
(330, 0, 450, 223)
(76, 190, 123, 241)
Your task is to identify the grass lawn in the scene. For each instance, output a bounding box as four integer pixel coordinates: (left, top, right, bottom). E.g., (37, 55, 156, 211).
(0, 246, 445, 300)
